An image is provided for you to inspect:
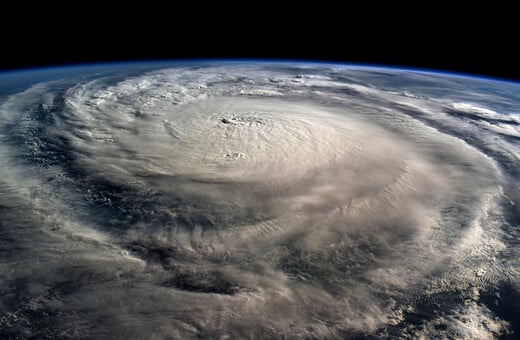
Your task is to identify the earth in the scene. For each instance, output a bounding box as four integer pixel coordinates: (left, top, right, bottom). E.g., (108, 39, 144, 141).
(0, 61, 519, 339)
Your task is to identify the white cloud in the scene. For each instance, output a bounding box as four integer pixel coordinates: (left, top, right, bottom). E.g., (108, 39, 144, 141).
(0, 63, 517, 338)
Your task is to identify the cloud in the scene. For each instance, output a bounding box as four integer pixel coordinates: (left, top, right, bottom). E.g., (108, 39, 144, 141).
(0, 63, 517, 338)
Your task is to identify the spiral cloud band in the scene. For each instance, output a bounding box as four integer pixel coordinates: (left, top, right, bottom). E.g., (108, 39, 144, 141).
(0, 63, 519, 338)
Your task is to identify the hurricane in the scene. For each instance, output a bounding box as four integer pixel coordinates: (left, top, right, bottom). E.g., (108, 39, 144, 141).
(1, 62, 519, 339)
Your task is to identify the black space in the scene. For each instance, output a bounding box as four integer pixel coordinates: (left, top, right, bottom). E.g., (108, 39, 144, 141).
(1, 11, 518, 82)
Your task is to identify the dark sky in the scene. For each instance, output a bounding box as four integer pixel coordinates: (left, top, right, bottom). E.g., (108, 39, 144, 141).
(2, 12, 518, 82)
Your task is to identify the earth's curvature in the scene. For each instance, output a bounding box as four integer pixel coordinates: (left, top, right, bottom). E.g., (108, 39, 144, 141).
(0, 61, 519, 339)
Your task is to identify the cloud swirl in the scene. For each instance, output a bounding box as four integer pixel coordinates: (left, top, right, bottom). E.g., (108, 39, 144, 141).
(0, 63, 518, 339)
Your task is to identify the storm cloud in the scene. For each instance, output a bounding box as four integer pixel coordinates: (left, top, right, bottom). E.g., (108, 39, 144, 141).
(0, 63, 519, 339)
